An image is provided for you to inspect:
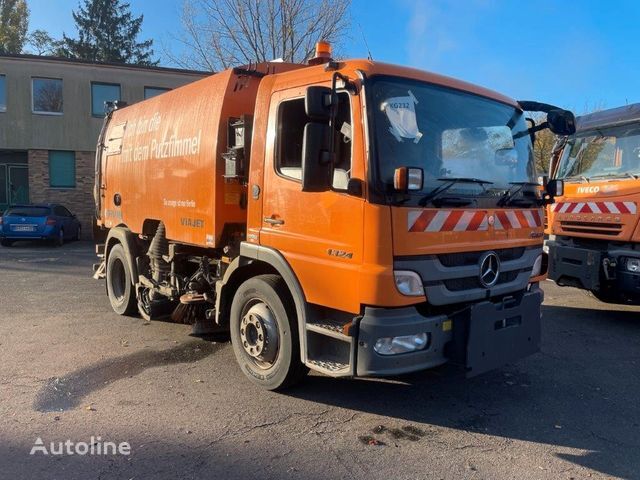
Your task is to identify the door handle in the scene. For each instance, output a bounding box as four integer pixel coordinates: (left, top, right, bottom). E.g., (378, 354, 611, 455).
(263, 216, 285, 225)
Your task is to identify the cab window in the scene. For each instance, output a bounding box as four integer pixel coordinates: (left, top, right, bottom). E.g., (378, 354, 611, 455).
(275, 93, 352, 189)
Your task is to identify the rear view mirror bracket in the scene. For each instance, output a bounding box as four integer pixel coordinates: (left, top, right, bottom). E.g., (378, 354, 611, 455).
(518, 100, 577, 137)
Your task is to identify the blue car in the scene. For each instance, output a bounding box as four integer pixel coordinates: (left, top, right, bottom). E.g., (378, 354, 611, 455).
(0, 204, 81, 247)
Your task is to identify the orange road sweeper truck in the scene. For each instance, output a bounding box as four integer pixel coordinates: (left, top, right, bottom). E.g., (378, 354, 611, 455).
(93, 43, 574, 389)
(547, 104, 640, 304)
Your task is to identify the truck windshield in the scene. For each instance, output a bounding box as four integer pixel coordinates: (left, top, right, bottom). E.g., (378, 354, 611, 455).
(555, 124, 640, 181)
(369, 76, 536, 204)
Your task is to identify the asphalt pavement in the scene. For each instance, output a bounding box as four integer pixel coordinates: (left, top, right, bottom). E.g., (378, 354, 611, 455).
(0, 241, 639, 480)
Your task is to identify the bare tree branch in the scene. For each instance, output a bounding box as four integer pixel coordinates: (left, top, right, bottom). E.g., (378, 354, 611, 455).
(165, 0, 351, 72)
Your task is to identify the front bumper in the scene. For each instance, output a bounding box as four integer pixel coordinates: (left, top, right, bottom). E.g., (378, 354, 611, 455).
(356, 285, 543, 377)
(547, 241, 601, 290)
(548, 241, 640, 299)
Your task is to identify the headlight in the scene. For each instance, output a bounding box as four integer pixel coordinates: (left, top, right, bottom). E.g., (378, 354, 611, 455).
(625, 257, 640, 273)
(531, 254, 543, 277)
(374, 333, 429, 355)
(394, 270, 424, 296)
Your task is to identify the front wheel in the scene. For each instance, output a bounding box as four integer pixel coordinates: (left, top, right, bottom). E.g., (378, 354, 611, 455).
(230, 275, 307, 390)
(0, 239, 12, 247)
(106, 243, 137, 315)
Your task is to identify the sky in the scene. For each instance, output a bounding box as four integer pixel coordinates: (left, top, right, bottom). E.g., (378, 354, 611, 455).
(27, 0, 640, 113)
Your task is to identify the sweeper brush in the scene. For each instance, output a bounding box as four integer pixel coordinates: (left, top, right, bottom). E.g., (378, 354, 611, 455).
(171, 292, 209, 324)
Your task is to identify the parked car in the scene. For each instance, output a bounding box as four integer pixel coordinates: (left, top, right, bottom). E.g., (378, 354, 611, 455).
(0, 204, 81, 247)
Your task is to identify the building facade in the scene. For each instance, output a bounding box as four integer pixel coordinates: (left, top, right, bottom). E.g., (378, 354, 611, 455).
(0, 54, 207, 238)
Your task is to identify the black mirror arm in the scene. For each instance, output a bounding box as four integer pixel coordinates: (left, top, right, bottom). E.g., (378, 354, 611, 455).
(513, 121, 548, 141)
(326, 72, 352, 168)
(518, 101, 561, 114)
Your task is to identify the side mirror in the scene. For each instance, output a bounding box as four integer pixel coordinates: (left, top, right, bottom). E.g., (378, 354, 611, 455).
(494, 148, 518, 167)
(547, 109, 576, 136)
(393, 167, 423, 192)
(305, 86, 333, 121)
(538, 174, 549, 187)
(525, 117, 536, 144)
(301, 122, 332, 192)
(546, 178, 564, 197)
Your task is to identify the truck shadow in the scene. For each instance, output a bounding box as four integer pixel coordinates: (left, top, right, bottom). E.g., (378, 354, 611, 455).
(285, 304, 640, 479)
(33, 339, 222, 412)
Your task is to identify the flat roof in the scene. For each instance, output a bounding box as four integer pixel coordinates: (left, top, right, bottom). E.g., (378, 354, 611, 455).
(0, 53, 210, 76)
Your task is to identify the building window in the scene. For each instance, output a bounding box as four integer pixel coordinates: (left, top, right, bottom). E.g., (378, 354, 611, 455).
(0, 75, 6, 112)
(91, 82, 121, 117)
(49, 151, 75, 188)
(144, 86, 170, 99)
(32, 77, 63, 114)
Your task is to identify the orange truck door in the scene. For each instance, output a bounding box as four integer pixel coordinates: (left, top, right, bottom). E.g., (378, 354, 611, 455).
(260, 87, 364, 314)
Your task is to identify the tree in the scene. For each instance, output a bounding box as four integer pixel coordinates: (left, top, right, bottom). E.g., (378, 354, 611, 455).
(26, 29, 61, 56)
(532, 113, 558, 174)
(0, 0, 28, 55)
(169, 0, 351, 72)
(58, 0, 158, 66)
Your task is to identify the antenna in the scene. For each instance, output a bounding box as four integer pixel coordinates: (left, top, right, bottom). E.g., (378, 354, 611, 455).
(357, 22, 373, 61)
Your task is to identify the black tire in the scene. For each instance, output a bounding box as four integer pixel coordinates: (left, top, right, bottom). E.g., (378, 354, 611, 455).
(591, 290, 613, 303)
(230, 274, 308, 390)
(74, 225, 81, 241)
(0, 239, 12, 247)
(55, 228, 64, 247)
(106, 243, 137, 315)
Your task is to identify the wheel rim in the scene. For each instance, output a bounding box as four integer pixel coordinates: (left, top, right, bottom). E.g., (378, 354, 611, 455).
(110, 258, 126, 302)
(239, 300, 280, 369)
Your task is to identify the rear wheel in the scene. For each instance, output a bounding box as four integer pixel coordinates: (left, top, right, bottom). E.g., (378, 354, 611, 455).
(55, 228, 64, 247)
(106, 243, 137, 315)
(230, 274, 307, 390)
(74, 225, 81, 241)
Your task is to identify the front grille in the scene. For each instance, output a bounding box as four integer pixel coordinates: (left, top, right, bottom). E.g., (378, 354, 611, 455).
(438, 247, 526, 267)
(560, 221, 622, 237)
(442, 270, 521, 291)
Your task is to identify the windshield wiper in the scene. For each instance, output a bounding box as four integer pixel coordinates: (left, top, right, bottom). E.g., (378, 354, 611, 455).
(497, 182, 540, 207)
(564, 175, 590, 183)
(589, 172, 639, 180)
(419, 177, 494, 207)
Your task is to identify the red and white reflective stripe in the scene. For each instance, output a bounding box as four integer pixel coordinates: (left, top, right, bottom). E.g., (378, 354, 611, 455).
(494, 209, 543, 230)
(407, 209, 542, 232)
(408, 210, 487, 232)
(552, 201, 637, 214)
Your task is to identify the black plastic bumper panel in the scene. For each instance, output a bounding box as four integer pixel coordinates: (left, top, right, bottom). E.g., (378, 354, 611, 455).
(355, 286, 542, 378)
(462, 287, 542, 377)
(356, 307, 450, 377)
(548, 242, 601, 290)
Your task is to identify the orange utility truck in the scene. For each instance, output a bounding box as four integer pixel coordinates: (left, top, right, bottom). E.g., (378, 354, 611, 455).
(547, 104, 640, 304)
(94, 43, 573, 389)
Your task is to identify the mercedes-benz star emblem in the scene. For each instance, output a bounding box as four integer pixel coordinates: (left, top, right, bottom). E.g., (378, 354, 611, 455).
(479, 252, 500, 288)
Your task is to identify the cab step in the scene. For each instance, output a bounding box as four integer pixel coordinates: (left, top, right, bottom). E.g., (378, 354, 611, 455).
(307, 359, 351, 375)
(306, 319, 351, 341)
(304, 317, 357, 377)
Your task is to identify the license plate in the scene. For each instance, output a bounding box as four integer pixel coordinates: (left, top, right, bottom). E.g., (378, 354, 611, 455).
(11, 225, 36, 232)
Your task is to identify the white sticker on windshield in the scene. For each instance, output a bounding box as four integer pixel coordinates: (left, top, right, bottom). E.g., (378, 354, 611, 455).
(381, 90, 423, 144)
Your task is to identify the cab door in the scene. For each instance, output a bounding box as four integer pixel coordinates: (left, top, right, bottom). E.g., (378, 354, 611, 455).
(260, 86, 365, 314)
